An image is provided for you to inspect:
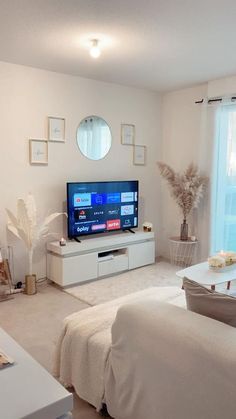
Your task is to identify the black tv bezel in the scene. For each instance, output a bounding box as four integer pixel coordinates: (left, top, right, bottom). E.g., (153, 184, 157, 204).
(66, 180, 139, 239)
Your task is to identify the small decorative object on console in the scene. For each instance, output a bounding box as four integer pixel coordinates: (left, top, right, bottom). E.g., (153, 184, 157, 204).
(60, 237, 66, 246)
(142, 222, 153, 232)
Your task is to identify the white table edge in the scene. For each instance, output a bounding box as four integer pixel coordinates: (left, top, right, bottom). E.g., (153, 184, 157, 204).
(176, 261, 236, 286)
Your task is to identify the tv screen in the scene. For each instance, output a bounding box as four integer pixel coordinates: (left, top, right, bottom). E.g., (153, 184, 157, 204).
(67, 181, 139, 238)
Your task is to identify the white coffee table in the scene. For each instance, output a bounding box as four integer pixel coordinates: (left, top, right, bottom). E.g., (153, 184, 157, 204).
(0, 327, 73, 419)
(176, 261, 236, 291)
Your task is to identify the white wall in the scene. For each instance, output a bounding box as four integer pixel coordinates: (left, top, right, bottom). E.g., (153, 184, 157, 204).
(0, 61, 161, 282)
(160, 83, 208, 258)
(208, 75, 236, 98)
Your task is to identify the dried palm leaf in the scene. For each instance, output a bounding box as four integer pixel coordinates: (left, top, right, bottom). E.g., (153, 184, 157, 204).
(6, 194, 66, 275)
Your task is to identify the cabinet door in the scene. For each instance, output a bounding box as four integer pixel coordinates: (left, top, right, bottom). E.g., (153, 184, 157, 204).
(47, 252, 98, 286)
(63, 253, 98, 285)
(128, 241, 155, 270)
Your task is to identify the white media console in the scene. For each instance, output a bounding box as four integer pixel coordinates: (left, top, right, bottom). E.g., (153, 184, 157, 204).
(47, 231, 155, 287)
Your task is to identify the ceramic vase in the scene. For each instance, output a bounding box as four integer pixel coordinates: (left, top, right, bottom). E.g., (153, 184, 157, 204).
(180, 219, 188, 241)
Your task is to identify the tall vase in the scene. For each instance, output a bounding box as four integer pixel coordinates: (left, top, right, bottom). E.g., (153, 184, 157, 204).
(25, 249, 37, 295)
(180, 219, 188, 241)
(25, 274, 37, 295)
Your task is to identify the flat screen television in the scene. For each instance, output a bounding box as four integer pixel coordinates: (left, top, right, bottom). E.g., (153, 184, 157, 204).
(67, 180, 139, 238)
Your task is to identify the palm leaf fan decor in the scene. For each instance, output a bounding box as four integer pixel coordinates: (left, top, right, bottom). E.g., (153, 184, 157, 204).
(6, 193, 66, 276)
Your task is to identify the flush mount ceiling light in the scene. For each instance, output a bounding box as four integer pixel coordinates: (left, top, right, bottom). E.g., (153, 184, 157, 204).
(80, 34, 113, 58)
(90, 39, 101, 58)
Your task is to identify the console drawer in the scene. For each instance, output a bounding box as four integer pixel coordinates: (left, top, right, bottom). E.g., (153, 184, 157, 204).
(98, 254, 128, 277)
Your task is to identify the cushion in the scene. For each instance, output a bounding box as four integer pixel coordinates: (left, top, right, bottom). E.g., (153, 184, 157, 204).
(183, 277, 236, 327)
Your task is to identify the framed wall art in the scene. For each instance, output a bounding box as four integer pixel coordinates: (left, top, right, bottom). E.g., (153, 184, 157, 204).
(48, 116, 65, 142)
(121, 124, 135, 145)
(133, 145, 146, 166)
(29, 139, 48, 165)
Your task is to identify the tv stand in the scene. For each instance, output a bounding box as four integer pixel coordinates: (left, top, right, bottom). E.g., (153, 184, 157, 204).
(47, 231, 155, 287)
(74, 237, 81, 243)
(125, 229, 135, 234)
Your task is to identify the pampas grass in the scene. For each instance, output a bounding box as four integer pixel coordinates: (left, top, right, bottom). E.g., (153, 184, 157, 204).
(157, 162, 208, 220)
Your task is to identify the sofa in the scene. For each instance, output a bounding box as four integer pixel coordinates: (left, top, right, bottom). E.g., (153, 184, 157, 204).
(55, 286, 236, 419)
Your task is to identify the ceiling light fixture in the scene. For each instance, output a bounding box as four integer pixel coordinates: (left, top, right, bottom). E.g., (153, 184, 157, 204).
(90, 39, 101, 59)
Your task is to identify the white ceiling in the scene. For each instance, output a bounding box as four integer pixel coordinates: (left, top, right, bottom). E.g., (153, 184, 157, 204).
(1, 0, 236, 92)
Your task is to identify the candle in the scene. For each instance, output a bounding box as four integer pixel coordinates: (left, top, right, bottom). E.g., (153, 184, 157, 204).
(219, 250, 226, 258)
(59, 237, 66, 246)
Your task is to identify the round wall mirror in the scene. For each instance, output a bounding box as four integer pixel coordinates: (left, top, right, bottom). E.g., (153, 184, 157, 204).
(77, 116, 112, 160)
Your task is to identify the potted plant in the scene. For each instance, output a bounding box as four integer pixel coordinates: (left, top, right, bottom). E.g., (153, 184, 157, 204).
(157, 162, 208, 240)
(6, 193, 66, 293)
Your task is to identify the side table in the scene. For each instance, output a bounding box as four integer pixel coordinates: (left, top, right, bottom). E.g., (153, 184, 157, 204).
(169, 237, 198, 267)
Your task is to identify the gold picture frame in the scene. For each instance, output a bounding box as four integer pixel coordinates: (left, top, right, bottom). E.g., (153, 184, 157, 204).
(48, 116, 65, 142)
(29, 139, 48, 165)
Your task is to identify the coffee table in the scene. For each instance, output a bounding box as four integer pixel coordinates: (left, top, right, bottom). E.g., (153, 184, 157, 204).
(0, 327, 73, 419)
(176, 261, 236, 291)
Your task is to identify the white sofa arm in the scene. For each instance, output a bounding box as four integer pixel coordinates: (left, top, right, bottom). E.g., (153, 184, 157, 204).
(105, 300, 236, 419)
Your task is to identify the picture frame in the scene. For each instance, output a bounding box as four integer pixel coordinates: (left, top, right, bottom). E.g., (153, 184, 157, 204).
(121, 124, 135, 145)
(48, 116, 65, 142)
(29, 139, 48, 165)
(133, 145, 146, 166)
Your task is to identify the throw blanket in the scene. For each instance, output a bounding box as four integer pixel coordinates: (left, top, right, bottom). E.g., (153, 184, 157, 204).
(54, 286, 184, 410)
(105, 300, 236, 419)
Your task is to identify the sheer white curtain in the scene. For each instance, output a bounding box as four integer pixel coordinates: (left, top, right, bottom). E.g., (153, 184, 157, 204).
(196, 101, 220, 260)
(211, 102, 236, 252)
(79, 118, 93, 157)
(195, 99, 236, 259)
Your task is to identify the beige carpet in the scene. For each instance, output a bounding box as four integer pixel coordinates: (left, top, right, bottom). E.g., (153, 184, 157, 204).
(65, 261, 180, 305)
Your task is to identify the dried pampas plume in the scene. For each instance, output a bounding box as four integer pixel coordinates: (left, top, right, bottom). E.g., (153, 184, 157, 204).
(157, 162, 208, 220)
